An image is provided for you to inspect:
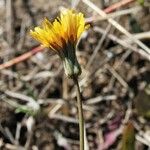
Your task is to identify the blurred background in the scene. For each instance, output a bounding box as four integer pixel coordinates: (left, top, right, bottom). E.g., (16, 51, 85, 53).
(0, 0, 150, 149)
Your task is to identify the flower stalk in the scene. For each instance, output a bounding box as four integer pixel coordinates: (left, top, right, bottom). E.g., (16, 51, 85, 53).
(73, 76, 84, 150)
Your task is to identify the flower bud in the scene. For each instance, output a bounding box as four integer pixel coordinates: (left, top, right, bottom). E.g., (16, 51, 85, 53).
(63, 57, 81, 78)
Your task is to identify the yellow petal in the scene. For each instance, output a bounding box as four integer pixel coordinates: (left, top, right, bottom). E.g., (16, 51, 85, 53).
(30, 9, 89, 51)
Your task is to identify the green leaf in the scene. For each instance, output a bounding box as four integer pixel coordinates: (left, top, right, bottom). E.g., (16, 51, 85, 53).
(15, 105, 40, 116)
(120, 122, 135, 150)
(137, 0, 144, 5)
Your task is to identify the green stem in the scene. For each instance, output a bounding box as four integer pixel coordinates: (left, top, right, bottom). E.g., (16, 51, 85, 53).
(73, 76, 84, 150)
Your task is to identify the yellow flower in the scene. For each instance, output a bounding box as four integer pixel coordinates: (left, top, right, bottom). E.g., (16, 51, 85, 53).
(30, 10, 89, 53)
(30, 9, 89, 78)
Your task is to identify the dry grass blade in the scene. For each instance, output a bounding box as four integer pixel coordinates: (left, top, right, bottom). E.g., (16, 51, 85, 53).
(86, 6, 141, 22)
(94, 27, 150, 61)
(6, 0, 14, 47)
(86, 24, 111, 69)
(123, 31, 150, 42)
(82, 0, 150, 56)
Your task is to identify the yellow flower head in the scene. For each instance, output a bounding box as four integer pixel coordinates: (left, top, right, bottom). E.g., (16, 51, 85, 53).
(30, 10, 89, 53)
(30, 9, 89, 78)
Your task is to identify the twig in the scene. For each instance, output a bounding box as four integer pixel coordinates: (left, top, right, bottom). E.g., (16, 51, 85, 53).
(39, 98, 96, 114)
(62, 74, 70, 115)
(15, 123, 21, 145)
(106, 64, 128, 89)
(82, 0, 150, 55)
(49, 114, 78, 124)
(94, 27, 150, 61)
(5, 144, 24, 150)
(25, 117, 35, 149)
(0, 46, 44, 70)
(5, 127, 15, 144)
(6, 0, 15, 47)
(114, 50, 132, 69)
(86, 6, 141, 22)
(5, 90, 36, 103)
(86, 24, 111, 69)
(49, 103, 63, 116)
(104, 0, 135, 13)
(123, 31, 150, 42)
(86, 95, 117, 105)
(122, 102, 132, 124)
(16, 20, 26, 51)
(0, 124, 15, 144)
(136, 135, 150, 147)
